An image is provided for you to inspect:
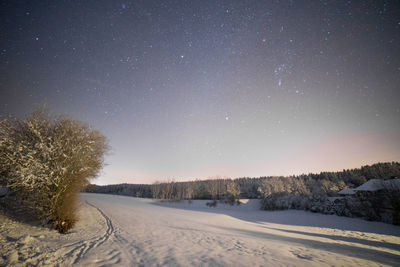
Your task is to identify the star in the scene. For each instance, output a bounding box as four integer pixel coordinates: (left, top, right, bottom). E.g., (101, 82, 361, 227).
(1, 0, 398, 185)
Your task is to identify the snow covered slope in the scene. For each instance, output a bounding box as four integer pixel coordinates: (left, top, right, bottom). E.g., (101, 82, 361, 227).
(1, 193, 399, 266)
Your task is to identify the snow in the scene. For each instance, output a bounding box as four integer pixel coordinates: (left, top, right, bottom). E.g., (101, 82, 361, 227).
(327, 197, 344, 202)
(354, 179, 384, 192)
(339, 179, 400, 195)
(338, 188, 356, 195)
(383, 178, 400, 190)
(1, 193, 400, 266)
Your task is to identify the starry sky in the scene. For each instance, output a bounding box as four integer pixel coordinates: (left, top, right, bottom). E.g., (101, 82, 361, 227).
(1, 1, 400, 185)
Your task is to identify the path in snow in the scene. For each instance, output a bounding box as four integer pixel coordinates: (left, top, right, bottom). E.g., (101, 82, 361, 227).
(1, 193, 400, 266)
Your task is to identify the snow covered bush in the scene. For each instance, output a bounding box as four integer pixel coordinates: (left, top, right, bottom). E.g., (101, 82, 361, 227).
(0, 108, 108, 233)
(260, 192, 311, 210)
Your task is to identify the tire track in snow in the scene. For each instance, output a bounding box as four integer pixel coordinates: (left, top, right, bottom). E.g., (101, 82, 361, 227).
(65, 201, 114, 264)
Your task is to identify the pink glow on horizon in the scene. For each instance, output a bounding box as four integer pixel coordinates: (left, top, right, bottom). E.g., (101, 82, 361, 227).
(95, 132, 400, 185)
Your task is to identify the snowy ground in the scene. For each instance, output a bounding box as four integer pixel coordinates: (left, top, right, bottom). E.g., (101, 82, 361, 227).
(1, 193, 400, 266)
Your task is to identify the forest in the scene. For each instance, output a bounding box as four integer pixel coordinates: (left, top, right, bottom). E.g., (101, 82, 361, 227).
(85, 162, 400, 224)
(85, 162, 400, 201)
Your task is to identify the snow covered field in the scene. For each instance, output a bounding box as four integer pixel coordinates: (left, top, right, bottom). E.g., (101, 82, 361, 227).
(1, 193, 400, 266)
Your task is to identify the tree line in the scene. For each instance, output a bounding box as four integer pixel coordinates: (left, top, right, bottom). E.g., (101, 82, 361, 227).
(85, 162, 400, 205)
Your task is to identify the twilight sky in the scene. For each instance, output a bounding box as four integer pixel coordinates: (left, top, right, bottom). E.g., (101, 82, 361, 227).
(1, 1, 399, 185)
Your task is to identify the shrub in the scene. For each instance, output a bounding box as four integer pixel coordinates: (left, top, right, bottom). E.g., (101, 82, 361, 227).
(0, 108, 108, 233)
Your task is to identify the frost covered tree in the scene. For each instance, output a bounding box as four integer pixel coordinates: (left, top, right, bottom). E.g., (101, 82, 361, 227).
(0, 108, 108, 233)
(225, 181, 240, 204)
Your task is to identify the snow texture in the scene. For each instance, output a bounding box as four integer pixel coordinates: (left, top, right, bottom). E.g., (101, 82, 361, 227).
(355, 179, 385, 192)
(1, 193, 399, 266)
(339, 178, 400, 195)
(338, 188, 356, 195)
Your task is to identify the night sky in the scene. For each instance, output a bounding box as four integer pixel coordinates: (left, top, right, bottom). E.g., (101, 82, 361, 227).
(1, 1, 400, 185)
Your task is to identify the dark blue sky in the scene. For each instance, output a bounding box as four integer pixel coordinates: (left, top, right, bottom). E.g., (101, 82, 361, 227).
(1, 1, 399, 184)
